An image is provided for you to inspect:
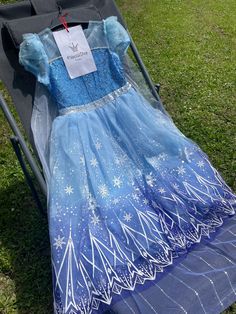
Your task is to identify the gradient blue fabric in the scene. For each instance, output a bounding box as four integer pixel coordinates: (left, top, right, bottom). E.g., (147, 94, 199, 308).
(19, 16, 236, 314)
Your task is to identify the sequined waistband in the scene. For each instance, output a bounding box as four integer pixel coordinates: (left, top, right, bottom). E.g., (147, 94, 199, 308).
(59, 82, 132, 115)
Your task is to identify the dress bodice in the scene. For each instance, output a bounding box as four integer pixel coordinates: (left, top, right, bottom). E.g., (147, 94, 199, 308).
(19, 16, 130, 110)
(48, 49, 126, 110)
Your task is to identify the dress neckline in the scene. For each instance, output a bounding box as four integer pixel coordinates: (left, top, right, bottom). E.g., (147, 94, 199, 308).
(38, 16, 117, 39)
(40, 19, 103, 37)
(22, 16, 118, 46)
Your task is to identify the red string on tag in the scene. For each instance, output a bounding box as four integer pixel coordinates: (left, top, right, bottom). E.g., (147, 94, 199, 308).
(59, 13, 69, 32)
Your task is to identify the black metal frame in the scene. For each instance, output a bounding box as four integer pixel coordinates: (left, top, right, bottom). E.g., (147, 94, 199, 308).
(0, 92, 47, 212)
(0, 1, 162, 214)
(10, 136, 46, 215)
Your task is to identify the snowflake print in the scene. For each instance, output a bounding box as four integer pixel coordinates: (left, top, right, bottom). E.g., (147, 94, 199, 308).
(123, 212, 132, 222)
(114, 157, 120, 165)
(88, 202, 96, 211)
(120, 156, 127, 164)
(113, 176, 122, 188)
(143, 198, 149, 205)
(91, 215, 100, 226)
(197, 161, 205, 168)
(146, 174, 155, 187)
(114, 155, 126, 166)
(148, 157, 161, 169)
(177, 165, 186, 175)
(132, 193, 139, 201)
(158, 153, 168, 161)
(98, 184, 109, 198)
(112, 198, 119, 205)
(95, 142, 102, 150)
(53, 235, 66, 250)
(65, 186, 74, 195)
(88, 194, 97, 210)
(158, 187, 166, 194)
(172, 183, 179, 190)
(90, 158, 98, 167)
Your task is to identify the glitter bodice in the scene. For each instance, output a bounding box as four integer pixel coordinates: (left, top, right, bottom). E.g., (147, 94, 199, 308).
(48, 48, 127, 110)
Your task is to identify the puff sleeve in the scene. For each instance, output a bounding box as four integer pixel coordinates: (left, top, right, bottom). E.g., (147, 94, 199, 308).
(19, 33, 50, 86)
(105, 16, 130, 57)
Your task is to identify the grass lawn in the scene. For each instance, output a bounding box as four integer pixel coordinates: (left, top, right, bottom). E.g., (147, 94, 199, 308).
(0, 0, 235, 313)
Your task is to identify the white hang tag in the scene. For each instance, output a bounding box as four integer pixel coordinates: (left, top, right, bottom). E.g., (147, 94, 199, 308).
(52, 25, 97, 79)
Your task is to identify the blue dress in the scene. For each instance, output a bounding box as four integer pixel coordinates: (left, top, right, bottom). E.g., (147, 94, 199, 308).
(19, 16, 236, 314)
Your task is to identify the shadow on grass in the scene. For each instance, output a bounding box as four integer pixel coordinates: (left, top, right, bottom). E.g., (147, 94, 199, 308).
(0, 179, 53, 313)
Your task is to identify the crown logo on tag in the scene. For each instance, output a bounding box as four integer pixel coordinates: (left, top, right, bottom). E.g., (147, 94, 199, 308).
(69, 42, 79, 53)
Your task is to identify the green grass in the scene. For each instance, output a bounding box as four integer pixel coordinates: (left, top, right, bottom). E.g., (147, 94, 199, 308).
(0, 84, 52, 313)
(0, 0, 236, 313)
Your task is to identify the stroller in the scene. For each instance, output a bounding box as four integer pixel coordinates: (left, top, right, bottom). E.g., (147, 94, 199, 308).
(0, 0, 236, 313)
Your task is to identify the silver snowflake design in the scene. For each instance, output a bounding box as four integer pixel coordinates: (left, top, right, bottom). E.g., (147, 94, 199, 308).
(113, 176, 122, 188)
(197, 161, 205, 168)
(148, 157, 161, 169)
(65, 185, 74, 195)
(158, 153, 168, 161)
(172, 183, 179, 190)
(53, 235, 66, 249)
(143, 198, 149, 205)
(114, 155, 126, 166)
(146, 174, 155, 187)
(95, 141, 102, 150)
(90, 158, 98, 167)
(120, 156, 127, 164)
(88, 194, 97, 210)
(123, 212, 132, 222)
(91, 215, 100, 226)
(132, 193, 139, 201)
(158, 187, 166, 194)
(98, 184, 109, 198)
(112, 198, 119, 205)
(177, 165, 186, 175)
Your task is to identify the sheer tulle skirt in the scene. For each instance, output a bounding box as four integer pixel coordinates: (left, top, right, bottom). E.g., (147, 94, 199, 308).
(48, 87, 236, 313)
